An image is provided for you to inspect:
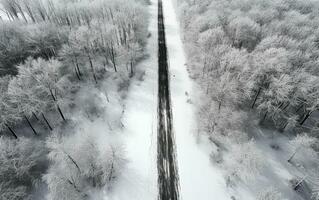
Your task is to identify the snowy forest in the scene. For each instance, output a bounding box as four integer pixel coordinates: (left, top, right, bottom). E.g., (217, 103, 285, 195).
(1, 0, 319, 199)
(174, 0, 319, 199)
(0, 0, 149, 199)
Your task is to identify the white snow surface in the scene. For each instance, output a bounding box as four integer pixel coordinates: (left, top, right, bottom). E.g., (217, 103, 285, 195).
(104, 0, 158, 199)
(162, 0, 231, 199)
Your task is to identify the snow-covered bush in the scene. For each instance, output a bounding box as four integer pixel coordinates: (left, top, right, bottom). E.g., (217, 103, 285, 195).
(288, 134, 317, 164)
(198, 100, 249, 138)
(227, 140, 265, 183)
(0, 137, 47, 199)
(257, 187, 285, 200)
(44, 133, 126, 200)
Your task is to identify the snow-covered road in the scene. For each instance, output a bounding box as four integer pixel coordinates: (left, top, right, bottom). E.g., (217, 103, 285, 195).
(107, 0, 230, 199)
(162, 0, 230, 199)
(157, 0, 179, 199)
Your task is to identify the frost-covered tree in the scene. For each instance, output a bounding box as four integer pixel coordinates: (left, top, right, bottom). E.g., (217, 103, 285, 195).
(249, 48, 290, 109)
(0, 137, 46, 199)
(0, 21, 68, 76)
(228, 16, 261, 51)
(11, 58, 69, 121)
(287, 134, 317, 163)
(44, 133, 126, 200)
(0, 22, 27, 75)
(24, 23, 68, 59)
(94, 22, 120, 73)
(0, 75, 22, 139)
(68, 26, 100, 84)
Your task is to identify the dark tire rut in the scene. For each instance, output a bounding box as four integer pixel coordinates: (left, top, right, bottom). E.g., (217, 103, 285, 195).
(157, 0, 180, 199)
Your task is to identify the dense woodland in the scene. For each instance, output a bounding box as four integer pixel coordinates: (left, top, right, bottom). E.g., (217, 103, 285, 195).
(174, 0, 319, 199)
(0, 0, 149, 199)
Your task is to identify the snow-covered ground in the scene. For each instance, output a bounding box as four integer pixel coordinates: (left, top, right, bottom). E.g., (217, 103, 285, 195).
(105, 0, 158, 199)
(0, 4, 8, 21)
(162, 0, 231, 199)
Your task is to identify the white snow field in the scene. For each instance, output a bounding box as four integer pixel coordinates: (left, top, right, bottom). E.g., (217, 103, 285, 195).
(162, 0, 231, 199)
(105, 0, 158, 199)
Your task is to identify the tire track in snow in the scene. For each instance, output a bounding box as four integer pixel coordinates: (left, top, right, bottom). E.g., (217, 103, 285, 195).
(157, 0, 180, 199)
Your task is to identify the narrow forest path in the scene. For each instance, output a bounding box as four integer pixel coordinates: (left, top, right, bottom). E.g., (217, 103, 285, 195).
(162, 0, 231, 199)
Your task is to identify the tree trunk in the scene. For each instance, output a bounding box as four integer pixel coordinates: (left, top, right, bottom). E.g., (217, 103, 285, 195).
(88, 55, 98, 84)
(260, 111, 268, 124)
(251, 87, 262, 108)
(299, 110, 312, 125)
(282, 102, 290, 111)
(206, 82, 211, 95)
(32, 112, 39, 121)
(278, 102, 284, 109)
(67, 179, 82, 193)
(280, 121, 288, 132)
(108, 147, 116, 183)
(218, 101, 222, 113)
(5, 123, 18, 139)
(24, 115, 38, 136)
(108, 161, 114, 182)
(25, 5, 36, 23)
(57, 105, 66, 121)
(104, 91, 110, 103)
(75, 66, 81, 80)
(42, 113, 53, 131)
(295, 104, 304, 113)
(130, 60, 134, 78)
(202, 58, 207, 78)
(288, 149, 298, 163)
(5, 12, 12, 21)
(66, 153, 81, 173)
(110, 45, 117, 72)
(50, 88, 57, 101)
(17, 5, 28, 23)
(75, 58, 82, 77)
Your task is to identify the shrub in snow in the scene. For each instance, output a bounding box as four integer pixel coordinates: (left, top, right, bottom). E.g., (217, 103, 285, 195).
(0, 137, 47, 200)
(210, 145, 223, 164)
(270, 143, 280, 151)
(227, 140, 265, 183)
(290, 177, 313, 199)
(288, 134, 317, 163)
(257, 187, 285, 200)
(198, 101, 249, 138)
(44, 133, 126, 200)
